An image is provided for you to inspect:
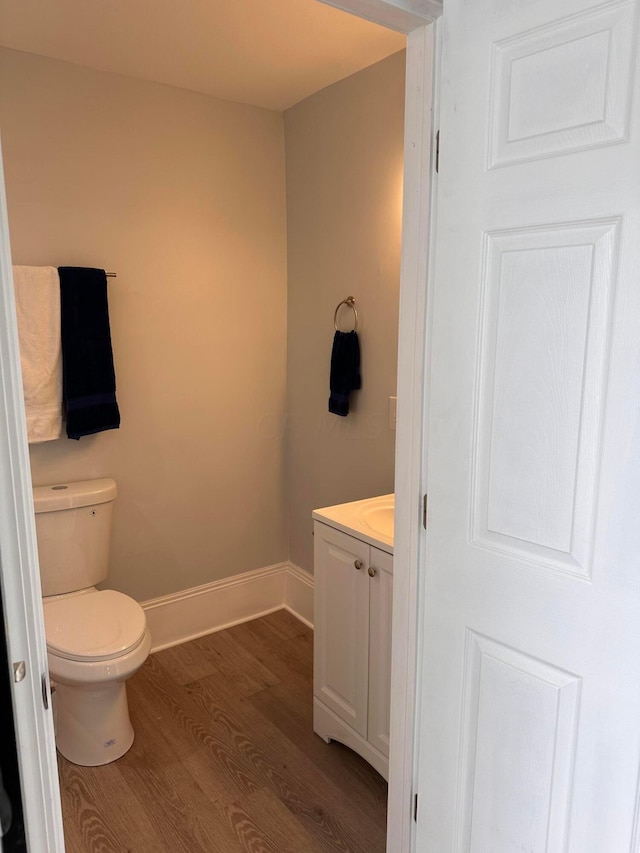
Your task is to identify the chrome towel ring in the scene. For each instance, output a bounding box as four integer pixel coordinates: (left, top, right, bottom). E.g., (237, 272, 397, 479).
(334, 296, 358, 332)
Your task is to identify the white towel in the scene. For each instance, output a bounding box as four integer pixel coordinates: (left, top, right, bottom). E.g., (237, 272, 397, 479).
(12, 265, 63, 443)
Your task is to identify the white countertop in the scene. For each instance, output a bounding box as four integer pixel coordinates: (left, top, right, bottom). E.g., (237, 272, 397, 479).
(312, 494, 394, 555)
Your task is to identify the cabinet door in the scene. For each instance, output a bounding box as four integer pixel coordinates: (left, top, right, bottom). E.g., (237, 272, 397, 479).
(313, 522, 370, 738)
(367, 546, 393, 758)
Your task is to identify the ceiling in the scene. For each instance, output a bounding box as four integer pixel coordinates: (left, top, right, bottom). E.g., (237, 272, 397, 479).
(0, 0, 405, 111)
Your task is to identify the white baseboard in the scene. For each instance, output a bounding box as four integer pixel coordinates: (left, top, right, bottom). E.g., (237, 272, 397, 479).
(142, 562, 314, 652)
(283, 562, 314, 628)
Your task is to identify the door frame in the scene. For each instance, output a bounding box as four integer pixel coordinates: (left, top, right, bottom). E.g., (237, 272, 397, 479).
(385, 21, 437, 853)
(321, 2, 442, 849)
(0, 136, 65, 851)
(0, 2, 442, 850)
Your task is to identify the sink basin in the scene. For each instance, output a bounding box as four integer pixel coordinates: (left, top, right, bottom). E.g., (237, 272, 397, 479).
(360, 498, 394, 540)
(313, 493, 395, 552)
(362, 506, 394, 538)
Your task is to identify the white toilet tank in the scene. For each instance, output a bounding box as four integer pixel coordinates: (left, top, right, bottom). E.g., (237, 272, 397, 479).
(33, 478, 118, 598)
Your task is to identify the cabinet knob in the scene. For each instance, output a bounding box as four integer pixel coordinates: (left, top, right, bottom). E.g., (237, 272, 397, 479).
(354, 560, 363, 571)
(368, 566, 377, 578)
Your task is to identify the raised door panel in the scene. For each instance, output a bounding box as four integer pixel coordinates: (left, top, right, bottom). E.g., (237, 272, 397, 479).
(472, 219, 618, 578)
(488, 0, 637, 167)
(367, 546, 393, 758)
(313, 522, 369, 737)
(455, 632, 580, 851)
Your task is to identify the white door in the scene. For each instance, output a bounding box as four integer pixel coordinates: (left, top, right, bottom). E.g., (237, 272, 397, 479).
(416, 1, 640, 850)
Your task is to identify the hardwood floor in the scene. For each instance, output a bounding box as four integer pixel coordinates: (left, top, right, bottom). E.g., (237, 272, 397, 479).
(58, 610, 388, 852)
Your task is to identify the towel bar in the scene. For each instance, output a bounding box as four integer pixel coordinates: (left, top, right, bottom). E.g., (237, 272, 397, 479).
(334, 296, 358, 332)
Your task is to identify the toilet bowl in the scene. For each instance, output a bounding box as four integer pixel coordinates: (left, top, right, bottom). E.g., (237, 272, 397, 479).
(43, 587, 151, 766)
(33, 479, 151, 767)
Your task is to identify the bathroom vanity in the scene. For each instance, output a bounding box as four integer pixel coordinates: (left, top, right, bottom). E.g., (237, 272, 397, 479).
(312, 495, 393, 780)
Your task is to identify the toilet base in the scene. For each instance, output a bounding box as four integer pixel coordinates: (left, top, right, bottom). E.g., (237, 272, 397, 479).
(54, 679, 134, 766)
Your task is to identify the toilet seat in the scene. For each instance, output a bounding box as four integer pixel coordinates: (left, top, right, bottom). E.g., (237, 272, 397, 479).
(44, 589, 147, 662)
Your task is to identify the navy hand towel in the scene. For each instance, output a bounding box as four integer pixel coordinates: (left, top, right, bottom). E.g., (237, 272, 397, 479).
(328, 330, 361, 417)
(58, 267, 120, 440)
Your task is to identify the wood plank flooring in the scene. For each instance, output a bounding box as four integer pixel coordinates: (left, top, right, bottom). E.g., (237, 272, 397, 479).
(58, 610, 388, 852)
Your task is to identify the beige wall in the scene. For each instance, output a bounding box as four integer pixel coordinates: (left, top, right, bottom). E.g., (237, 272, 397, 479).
(285, 51, 405, 573)
(0, 46, 404, 595)
(0, 48, 288, 601)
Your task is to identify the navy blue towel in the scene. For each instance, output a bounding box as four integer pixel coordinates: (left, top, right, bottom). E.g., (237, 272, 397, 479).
(328, 330, 361, 417)
(59, 267, 120, 440)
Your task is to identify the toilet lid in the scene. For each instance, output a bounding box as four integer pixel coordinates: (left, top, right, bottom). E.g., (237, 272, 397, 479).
(44, 590, 147, 662)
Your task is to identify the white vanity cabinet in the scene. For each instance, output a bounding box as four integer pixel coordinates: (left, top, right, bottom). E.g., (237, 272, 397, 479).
(312, 501, 393, 780)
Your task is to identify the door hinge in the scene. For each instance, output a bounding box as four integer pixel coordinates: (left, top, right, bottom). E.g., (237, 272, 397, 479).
(414, 792, 419, 821)
(423, 493, 428, 529)
(435, 129, 440, 173)
(41, 673, 49, 710)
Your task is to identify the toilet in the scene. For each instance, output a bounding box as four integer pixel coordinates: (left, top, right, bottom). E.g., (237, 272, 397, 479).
(33, 478, 151, 767)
